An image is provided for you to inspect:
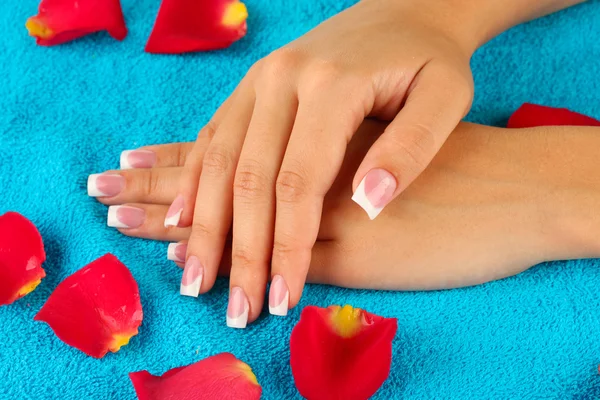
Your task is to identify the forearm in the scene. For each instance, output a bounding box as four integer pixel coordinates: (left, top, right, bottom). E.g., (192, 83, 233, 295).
(378, 0, 587, 54)
(460, 0, 587, 49)
(443, 123, 600, 261)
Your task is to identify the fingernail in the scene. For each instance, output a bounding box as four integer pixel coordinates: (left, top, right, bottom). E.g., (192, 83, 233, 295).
(226, 287, 249, 329)
(167, 243, 188, 263)
(87, 174, 124, 197)
(351, 169, 397, 220)
(180, 256, 203, 297)
(107, 206, 145, 228)
(164, 195, 184, 227)
(269, 275, 289, 316)
(120, 150, 157, 170)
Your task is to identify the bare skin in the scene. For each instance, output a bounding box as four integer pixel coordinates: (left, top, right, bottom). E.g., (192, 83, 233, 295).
(151, 0, 587, 326)
(95, 121, 600, 291)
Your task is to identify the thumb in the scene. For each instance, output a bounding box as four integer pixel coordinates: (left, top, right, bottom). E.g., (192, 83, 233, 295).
(352, 63, 472, 219)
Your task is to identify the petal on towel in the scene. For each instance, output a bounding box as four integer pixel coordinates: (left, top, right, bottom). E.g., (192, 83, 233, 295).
(290, 305, 398, 400)
(129, 353, 262, 400)
(0, 212, 46, 306)
(26, 0, 127, 46)
(507, 103, 600, 128)
(35, 254, 143, 358)
(145, 0, 248, 54)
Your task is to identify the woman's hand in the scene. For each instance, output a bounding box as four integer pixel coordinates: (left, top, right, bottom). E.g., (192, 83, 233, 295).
(89, 121, 600, 320)
(164, 0, 476, 327)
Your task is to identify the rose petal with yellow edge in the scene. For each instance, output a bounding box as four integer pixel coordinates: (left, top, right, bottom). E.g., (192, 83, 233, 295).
(35, 254, 143, 358)
(129, 353, 262, 400)
(290, 305, 398, 400)
(145, 0, 248, 54)
(0, 212, 46, 306)
(26, 0, 127, 46)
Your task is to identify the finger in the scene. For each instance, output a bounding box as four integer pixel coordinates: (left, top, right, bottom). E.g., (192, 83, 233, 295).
(270, 84, 363, 313)
(229, 79, 297, 325)
(106, 203, 191, 241)
(352, 62, 473, 219)
(172, 239, 341, 286)
(181, 81, 256, 301)
(169, 241, 234, 278)
(91, 167, 182, 206)
(167, 76, 250, 229)
(119, 142, 196, 170)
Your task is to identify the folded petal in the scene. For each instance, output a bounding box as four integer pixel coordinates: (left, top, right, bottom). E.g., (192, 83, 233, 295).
(26, 0, 127, 46)
(35, 254, 143, 358)
(290, 305, 398, 400)
(130, 353, 262, 400)
(0, 212, 46, 306)
(145, 0, 248, 54)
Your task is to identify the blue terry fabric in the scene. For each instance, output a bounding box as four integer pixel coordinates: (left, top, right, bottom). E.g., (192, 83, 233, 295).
(1, 0, 599, 398)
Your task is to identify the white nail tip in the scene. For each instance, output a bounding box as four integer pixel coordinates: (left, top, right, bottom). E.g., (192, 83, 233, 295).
(120, 150, 134, 170)
(226, 307, 249, 329)
(87, 174, 107, 197)
(269, 291, 289, 316)
(351, 177, 382, 220)
(167, 243, 184, 262)
(180, 275, 202, 298)
(164, 209, 182, 228)
(107, 206, 129, 228)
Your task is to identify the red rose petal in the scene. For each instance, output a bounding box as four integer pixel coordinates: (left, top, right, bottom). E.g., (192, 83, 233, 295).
(26, 0, 127, 46)
(290, 305, 398, 400)
(0, 212, 46, 306)
(129, 353, 262, 400)
(507, 103, 600, 128)
(145, 0, 248, 54)
(34, 253, 143, 358)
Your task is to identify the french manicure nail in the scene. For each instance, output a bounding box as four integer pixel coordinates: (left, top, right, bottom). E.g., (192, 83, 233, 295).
(164, 195, 184, 227)
(87, 174, 125, 197)
(120, 150, 157, 170)
(167, 243, 188, 263)
(226, 287, 249, 329)
(107, 206, 145, 228)
(269, 275, 289, 316)
(180, 256, 203, 297)
(351, 168, 397, 220)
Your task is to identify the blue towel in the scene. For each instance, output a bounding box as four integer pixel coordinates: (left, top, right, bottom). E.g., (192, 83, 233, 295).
(1, 0, 600, 398)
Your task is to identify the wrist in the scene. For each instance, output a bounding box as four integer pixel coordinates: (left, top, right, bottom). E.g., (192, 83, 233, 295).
(369, 0, 500, 55)
(445, 124, 600, 264)
(540, 127, 600, 260)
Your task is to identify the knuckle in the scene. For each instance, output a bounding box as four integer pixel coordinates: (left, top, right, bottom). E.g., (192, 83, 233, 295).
(234, 163, 271, 201)
(263, 48, 299, 76)
(198, 119, 218, 140)
(272, 236, 304, 262)
(190, 220, 213, 239)
(303, 61, 341, 92)
(203, 144, 233, 177)
(391, 125, 436, 174)
(143, 169, 162, 197)
(176, 143, 187, 167)
(231, 245, 258, 269)
(276, 168, 310, 204)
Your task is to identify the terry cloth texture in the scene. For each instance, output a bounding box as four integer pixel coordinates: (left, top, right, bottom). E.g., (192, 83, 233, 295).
(1, 0, 599, 398)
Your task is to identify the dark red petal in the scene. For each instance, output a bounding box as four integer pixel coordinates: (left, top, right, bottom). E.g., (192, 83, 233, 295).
(129, 353, 262, 400)
(145, 0, 248, 54)
(34, 254, 143, 358)
(290, 305, 398, 400)
(26, 0, 127, 46)
(507, 103, 600, 128)
(0, 212, 46, 306)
